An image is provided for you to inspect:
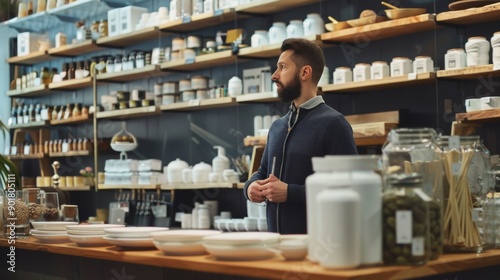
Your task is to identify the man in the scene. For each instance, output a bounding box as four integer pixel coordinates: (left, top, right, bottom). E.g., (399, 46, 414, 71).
(243, 38, 358, 234)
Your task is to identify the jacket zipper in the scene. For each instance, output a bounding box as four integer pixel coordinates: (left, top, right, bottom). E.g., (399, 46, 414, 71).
(276, 107, 300, 233)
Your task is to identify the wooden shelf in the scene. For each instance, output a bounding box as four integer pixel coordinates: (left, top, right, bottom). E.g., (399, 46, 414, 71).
(160, 97, 236, 111)
(236, 0, 320, 15)
(436, 65, 500, 79)
(57, 186, 92, 191)
(49, 150, 91, 157)
(160, 50, 239, 71)
(321, 14, 436, 44)
(7, 51, 53, 65)
(96, 26, 159, 48)
(48, 40, 103, 57)
(236, 92, 278, 103)
(6, 84, 51, 98)
(50, 114, 91, 126)
(49, 77, 93, 90)
(97, 65, 162, 82)
(238, 35, 319, 58)
(96, 106, 161, 119)
(98, 184, 159, 190)
(161, 182, 243, 190)
(321, 72, 436, 93)
(244, 135, 267, 146)
(436, 2, 500, 25)
(7, 153, 45, 160)
(159, 9, 237, 33)
(8, 121, 49, 129)
(354, 136, 387, 147)
(456, 109, 500, 123)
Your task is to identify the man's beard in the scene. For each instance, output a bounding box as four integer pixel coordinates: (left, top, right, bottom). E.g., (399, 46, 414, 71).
(276, 72, 301, 103)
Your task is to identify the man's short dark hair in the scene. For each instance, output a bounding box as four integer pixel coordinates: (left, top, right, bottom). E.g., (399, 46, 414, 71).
(281, 38, 325, 84)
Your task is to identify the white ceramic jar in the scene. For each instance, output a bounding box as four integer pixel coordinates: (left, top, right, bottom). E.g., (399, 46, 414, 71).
(444, 48, 466, 70)
(192, 162, 212, 183)
(198, 204, 211, 229)
(228, 76, 243, 96)
(390, 57, 413, 77)
(179, 79, 191, 91)
(268, 22, 287, 45)
(491, 31, 500, 66)
(186, 35, 201, 49)
(465, 36, 490, 66)
(317, 66, 330, 86)
(333, 67, 353, 84)
(166, 158, 189, 184)
(353, 63, 371, 82)
(251, 30, 269, 47)
(163, 81, 178, 94)
(182, 90, 196, 102)
(303, 13, 325, 36)
(191, 76, 208, 89)
(413, 56, 434, 74)
(370, 61, 390, 80)
(182, 167, 192, 183)
(172, 37, 186, 51)
(286, 20, 304, 39)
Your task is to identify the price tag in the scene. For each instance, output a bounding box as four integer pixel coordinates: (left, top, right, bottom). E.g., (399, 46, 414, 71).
(23, 144, 31, 155)
(407, 73, 417, 80)
(182, 16, 191, 23)
(62, 142, 69, 153)
(448, 135, 460, 149)
(185, 57, 195, 64)
(396, 210, 412, 244)
(214, 9, 223, 16)
(412, 237, 425, 256)
(188, 99, 200, 106)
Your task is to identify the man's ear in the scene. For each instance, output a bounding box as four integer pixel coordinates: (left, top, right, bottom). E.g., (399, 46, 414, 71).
(301, 65, 312, 81)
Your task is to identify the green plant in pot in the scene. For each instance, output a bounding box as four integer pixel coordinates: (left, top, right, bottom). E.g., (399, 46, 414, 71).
(0, 0, 18, 22)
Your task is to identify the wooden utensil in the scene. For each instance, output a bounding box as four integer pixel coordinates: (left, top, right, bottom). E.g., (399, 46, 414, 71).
(381, 1, 399, 9)
(328, 16, 338, 23)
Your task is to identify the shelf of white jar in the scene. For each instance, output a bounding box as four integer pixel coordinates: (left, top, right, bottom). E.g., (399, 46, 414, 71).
(436, 65, 500, 79)
(161, 182, 244, 190)
(7, 51, 54, 65)
(160, 97, 236, 111)
(436, 2, 500, 25)
(96, 65, 164, 83)
(98, 184, 160, 190)
(238, 35, 319, 58)
(49, 77, 93, 90)
(6, 85, 52, 98)
(321, 72, 436, 93)
(160, 50, 242, 71)
(96, 106, 161, 119)
(48, 40, 103, 57)
(159, 8, 237, 33)
(321, 14, 436, 44)
(236, 92, 278, 103)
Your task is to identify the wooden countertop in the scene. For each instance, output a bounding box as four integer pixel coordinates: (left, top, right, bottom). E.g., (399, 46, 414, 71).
(2, 238, 500, 279)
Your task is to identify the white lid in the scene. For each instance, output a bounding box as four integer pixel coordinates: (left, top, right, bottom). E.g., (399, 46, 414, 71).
(324, 155, 380, 171)
(167, 158, 189, 169)
(193, 162, 212, 171)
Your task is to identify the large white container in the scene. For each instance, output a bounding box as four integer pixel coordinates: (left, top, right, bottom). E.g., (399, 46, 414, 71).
(120, 6, 148, 34)
(317, 187, 360, 269)
(107, 8, 121, 37)
(212, 146, 230, 177)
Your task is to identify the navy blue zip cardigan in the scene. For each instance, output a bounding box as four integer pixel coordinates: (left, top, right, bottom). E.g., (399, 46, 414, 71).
(243, 96, 358, 234)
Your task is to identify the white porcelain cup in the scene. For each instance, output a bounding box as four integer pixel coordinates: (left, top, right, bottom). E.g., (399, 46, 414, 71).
(286, 20, 304, 38)
(244, 217, 258, 231)
(268, 22, 287, 45)
(208, 172, 220, 182)
(257, 218, 268, 231)
(251, 30, 269, 47)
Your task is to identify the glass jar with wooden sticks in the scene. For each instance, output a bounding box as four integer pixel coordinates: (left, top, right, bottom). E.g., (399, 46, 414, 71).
(437, 135, 495, 253)
(382, 128, 443, 260)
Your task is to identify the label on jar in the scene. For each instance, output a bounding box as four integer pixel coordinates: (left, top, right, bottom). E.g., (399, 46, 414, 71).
(411, 237, 425, 256)
(23, 144, 31, 155)
(396, 210, 412, 244)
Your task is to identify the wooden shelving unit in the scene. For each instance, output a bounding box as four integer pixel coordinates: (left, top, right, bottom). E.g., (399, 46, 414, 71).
(160, 97, 236, 111)
(49, 77, 93, 90)
(97, 65, 163, 82)
(236, 92, 278, 103)
(236, 0, 319, 15)
(7, 50, 53, 65)
(6, 85, 51, 98)
(48, 40, 103, 57)
(437, 65, 500, 79)
(7, 153, 45, 160)
(8, 121, 49, 129)
(98, 184, 159, 190)
(321, 72, 436, 93)
(50, 114, 92, 126)
(57, 186, 93, 191)
(321, 14, 436, 44)
(160, 50, 239, 71)
(238, 35, 318, 58)
(436, 2, 500, 25)
(456, 108, 500, 123)
(96, 106, 161, 119)
(161, 182, 243, 190)
(159, 9, 237, 33)
(49, 150, 91, 157)
(96, 26, 159, 48)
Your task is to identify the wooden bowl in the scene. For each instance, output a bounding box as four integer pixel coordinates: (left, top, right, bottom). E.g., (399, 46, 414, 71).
(325, 21, 351, 31)
(346, 15, 387, 27)
(384, 8, 426, 19)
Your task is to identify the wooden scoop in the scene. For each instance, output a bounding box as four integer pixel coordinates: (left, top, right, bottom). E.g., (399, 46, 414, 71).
(381, 1, 399, 9)
(328, 16, 339, 24)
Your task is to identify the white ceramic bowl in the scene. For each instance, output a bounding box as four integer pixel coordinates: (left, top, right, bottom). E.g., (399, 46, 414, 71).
(31, 221, 78, 231)
(150, 230, 221, 242)
(279, 239, 308, 261)
(153, 240, 208, 255)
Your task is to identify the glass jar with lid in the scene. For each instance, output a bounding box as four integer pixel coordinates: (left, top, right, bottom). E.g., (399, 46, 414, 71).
(437, 135, 495, 253)
(382, 173, 430, 265)
(382, 128, 443, 260)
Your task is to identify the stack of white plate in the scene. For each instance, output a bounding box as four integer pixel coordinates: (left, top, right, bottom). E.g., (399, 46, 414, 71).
(31, 221, 78, 243)
(103, 227, 169, 249)
(202, 232, 280, 260)
(66, 224, 125, 246)
(151, 229, 222, 256)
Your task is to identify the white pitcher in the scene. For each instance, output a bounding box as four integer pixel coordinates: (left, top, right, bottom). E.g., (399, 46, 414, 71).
(303, 13, 325, 36)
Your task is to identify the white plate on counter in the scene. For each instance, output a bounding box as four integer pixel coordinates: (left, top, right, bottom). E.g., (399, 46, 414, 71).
(31, 233, 70, 243)
(203, 243, 278, 261)
(31, 230, 68, 235)
(202, 232, 280, 246)
(31, 221, 78, 231)
(153, 240, 208, 256)
(103, 236, 155, 248)
(66, 224, 125, 231)
(67, 230, 105, 236)
(68, 234, 109, 246)
(150, 230, 221, 242)
(104, 227, 169, 238)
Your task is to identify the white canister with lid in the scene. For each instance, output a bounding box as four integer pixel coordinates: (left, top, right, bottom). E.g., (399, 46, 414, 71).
(182, 167, 192, 183)
(228, 76, 243, 96)
(186, 35, 201, 49)
(191, 76, 208, 89)
(286, 20, 304, 39)
(182, 90, 196, 102)
(179, 79, 191, 91)
(333, 67, 353, 84)
(491, 31, 500, 67)
(162, 94, 176, 104)
(198, 204, 211, 229)
(303, 13, 325, 36)
(251, 30, 269, 47)
(465, 36, 490, 66)
(166, 158, 189, 184)
(163, 81, 178, 94)
(353, 63, 371, 82)
(444, 48, 466, 70)
(390, 57, 413, 77)
(317, 186, 361, 269)
(192, 162, 212, 183)
(413, 56, 434, 74)
(196, 89, 209, 100)
(370, 61, 389, 80)
(268, 22, 287, 45)
(172, 37, 186, 51)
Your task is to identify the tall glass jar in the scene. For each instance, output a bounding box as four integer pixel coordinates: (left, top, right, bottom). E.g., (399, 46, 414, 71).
(437, 135, 494, 253)
(382, 128, 443, 259)
(382, 173, 430, 265)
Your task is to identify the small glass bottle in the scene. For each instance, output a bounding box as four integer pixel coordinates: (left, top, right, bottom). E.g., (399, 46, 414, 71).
(382, 173, 430, 265)
(17, 105, 24, 124)
(114, 55, 122, 72)
(135, 51, 145, 68)
(68, 62, 75, 79)
(57, 105, 66, 120)
(41, 67, 51, 85)
(72, 103, 81, 117)
(28, 104, 35, 122)
(98, 57, 106, 74)
(106, 56, 114, 73)
(50, 68, 58, 82)
(98, 19, 108, 37)
(82, 60, 90, 77)
(91, 20, 99, 34)
(22, 104, 29, 124)
(128, 51, 136, 69)
(9, 106, 17, 126)
(35, 104, 42, 122)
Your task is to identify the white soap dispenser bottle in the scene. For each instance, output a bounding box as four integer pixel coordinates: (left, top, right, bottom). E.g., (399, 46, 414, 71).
(213, 146, 230, 177)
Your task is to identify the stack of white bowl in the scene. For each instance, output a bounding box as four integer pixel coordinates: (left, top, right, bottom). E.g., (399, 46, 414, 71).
(66, 224, 125, 246)
(151, 229, 221, 255)
(103, 227, 169, 249)
(202, 232, 280, 261)
(31, 221, 78, 243)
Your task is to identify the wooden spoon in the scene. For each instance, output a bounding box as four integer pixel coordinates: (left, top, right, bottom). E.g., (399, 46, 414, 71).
(328, 16, 339, 24)
(381, 1, 399, 9)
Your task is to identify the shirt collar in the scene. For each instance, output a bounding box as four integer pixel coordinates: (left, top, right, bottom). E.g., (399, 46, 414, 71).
(290, 96, 325, 111)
